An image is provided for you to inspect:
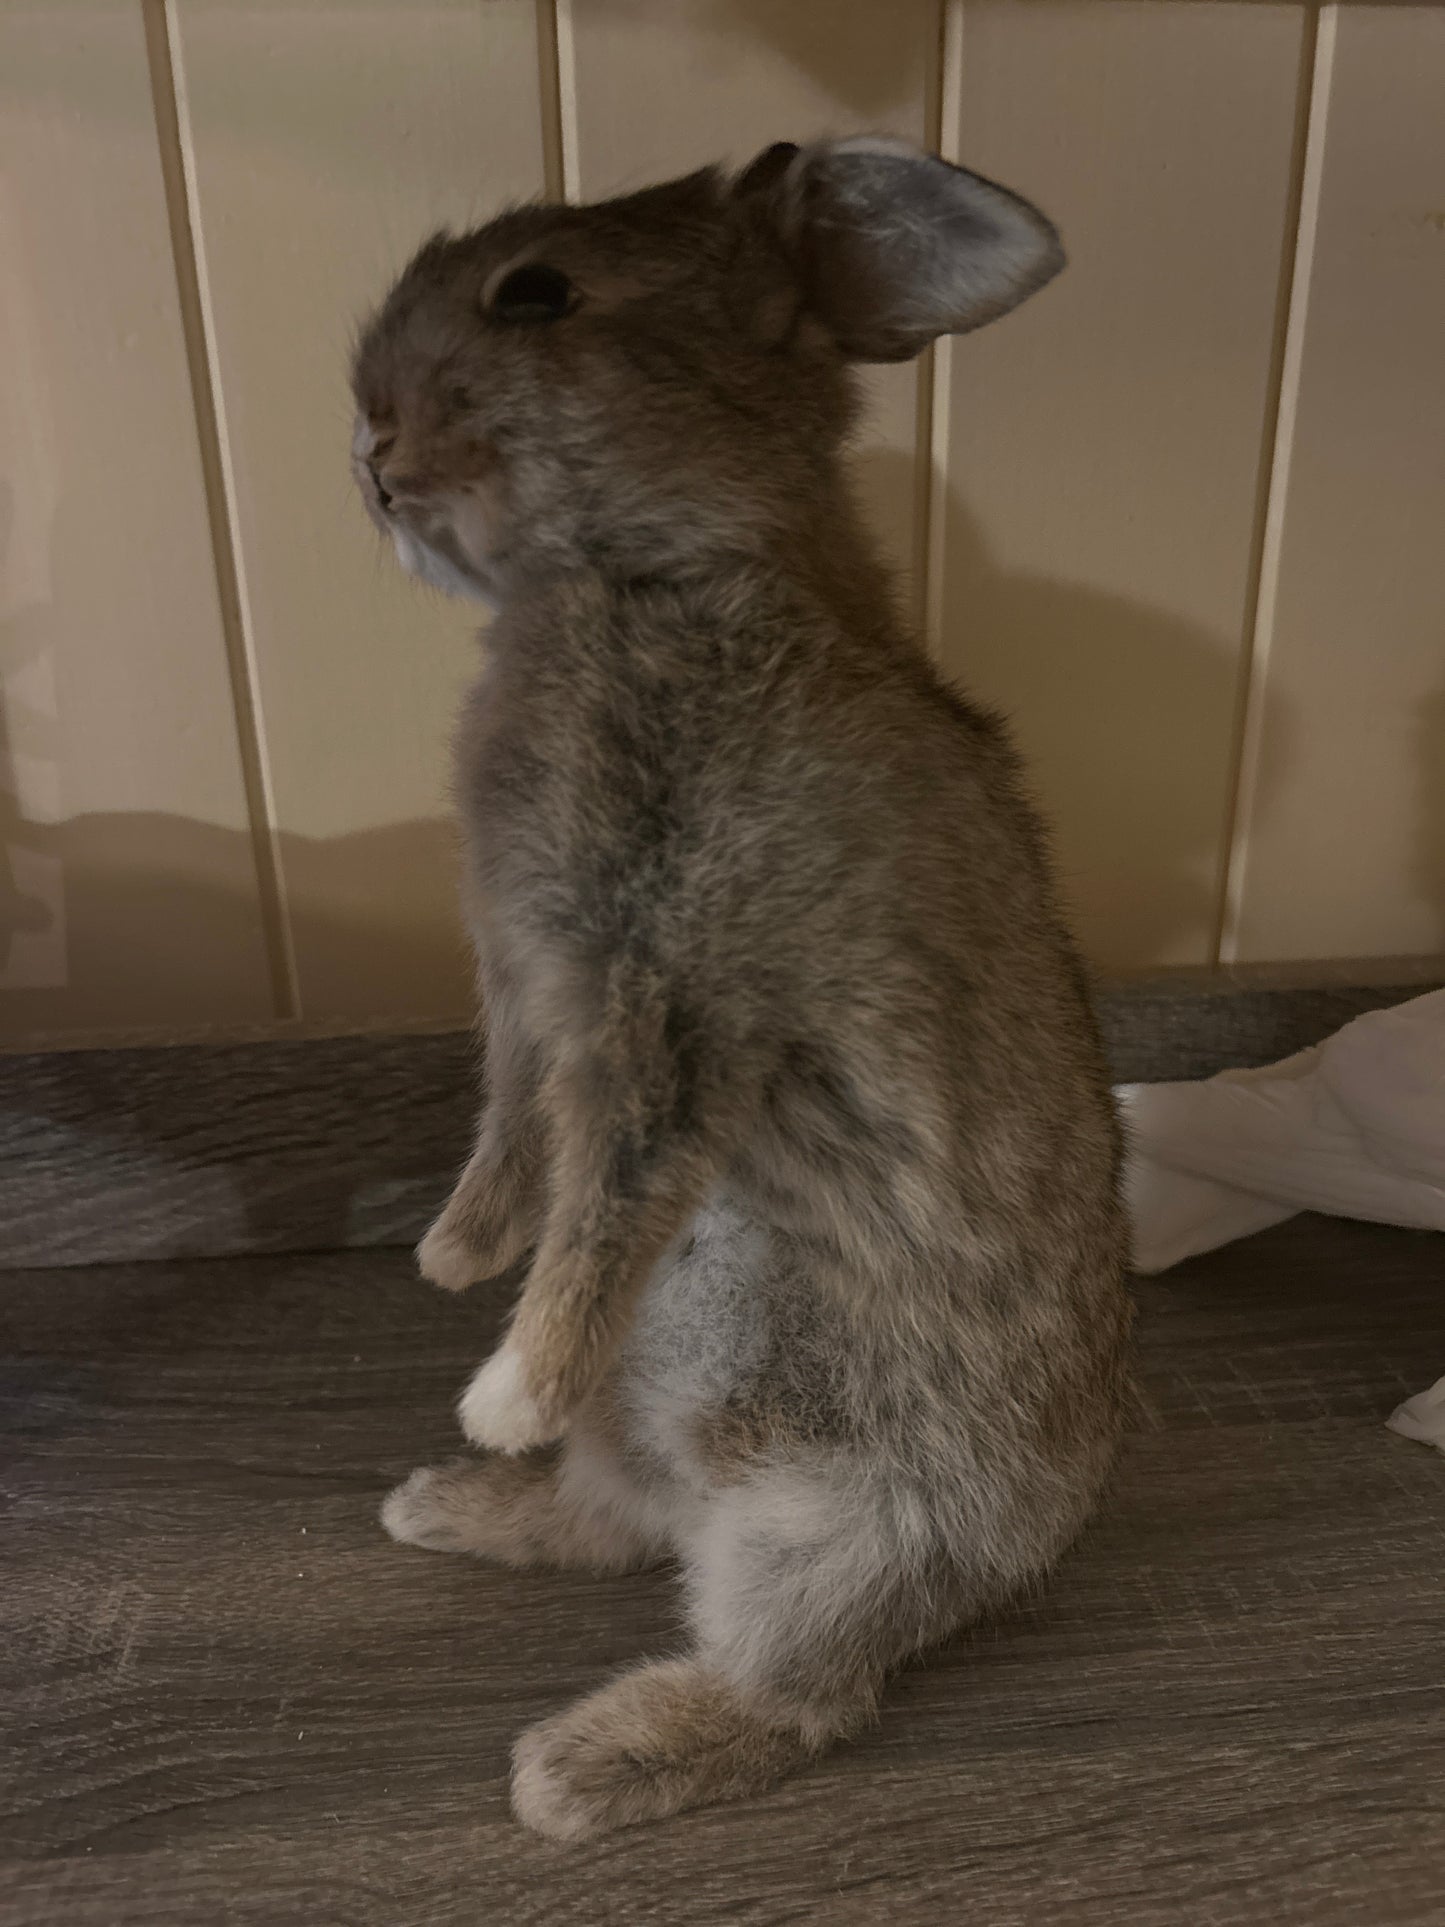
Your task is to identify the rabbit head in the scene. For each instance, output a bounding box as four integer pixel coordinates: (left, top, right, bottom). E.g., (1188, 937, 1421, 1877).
(350, 137, 1062, 603)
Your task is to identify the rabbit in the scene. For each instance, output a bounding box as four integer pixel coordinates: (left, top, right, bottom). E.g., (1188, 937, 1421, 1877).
(351, 136, 1132, 1842)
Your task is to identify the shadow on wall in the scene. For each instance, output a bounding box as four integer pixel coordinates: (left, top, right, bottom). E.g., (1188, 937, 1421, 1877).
(856, 445, 1297, 971)
(0, 825, 481, 1265)
(0, 807, 473, 1041)
(656, 0, 936, 125)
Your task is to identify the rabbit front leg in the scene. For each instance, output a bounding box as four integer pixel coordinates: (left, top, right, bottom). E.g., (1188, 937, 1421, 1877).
(417, 999, 545, 1292)
(458, 1015, 723, 1453)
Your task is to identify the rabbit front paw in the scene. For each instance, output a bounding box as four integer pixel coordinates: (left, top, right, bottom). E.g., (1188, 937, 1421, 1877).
(416, 1221, 490, 1292)
(457, 1342, 564, 1454)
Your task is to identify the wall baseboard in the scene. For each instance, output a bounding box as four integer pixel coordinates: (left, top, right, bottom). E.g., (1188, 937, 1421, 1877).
(2, 964, 1437, 1272)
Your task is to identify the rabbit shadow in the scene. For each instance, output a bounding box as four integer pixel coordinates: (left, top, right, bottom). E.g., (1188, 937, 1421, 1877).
(0, 455, 470, 1252)
(853, 443, 1294, 971)
(629, 0, 936, 125)
(0, 804, 476, 1258)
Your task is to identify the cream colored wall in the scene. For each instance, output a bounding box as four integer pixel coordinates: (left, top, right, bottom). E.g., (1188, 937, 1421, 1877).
(2, 1, 1442, 1045)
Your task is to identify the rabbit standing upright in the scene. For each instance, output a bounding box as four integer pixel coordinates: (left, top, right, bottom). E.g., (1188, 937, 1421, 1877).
(352, 138, 1132, 1841)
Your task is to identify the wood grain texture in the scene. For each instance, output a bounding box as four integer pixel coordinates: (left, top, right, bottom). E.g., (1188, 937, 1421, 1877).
(2, 1214, 1442, 1924)
(0, 3, 274, 1038)
(564, 0, 940, 596)
(933, 0, 1309, 970)
(168, 0, 550, 1023)
(0, 1028, 477, 1270)
(2, 972, 1439, 1271)
(1224, 4, 1445, 965)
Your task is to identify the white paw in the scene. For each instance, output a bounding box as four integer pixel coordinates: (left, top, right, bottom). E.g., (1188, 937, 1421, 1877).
(416, 1221, 483, 1293)
(458, 1343, 559, 1454)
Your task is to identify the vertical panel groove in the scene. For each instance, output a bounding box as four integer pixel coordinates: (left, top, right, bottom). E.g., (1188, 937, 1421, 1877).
(552, 0, 581, 201)
(923, 0, 965, 660)
(909, 0, 949, 640)
(1215, 3, 1334, 967)
(141, 0, 300, 1019)
(534, 0, 566, 203)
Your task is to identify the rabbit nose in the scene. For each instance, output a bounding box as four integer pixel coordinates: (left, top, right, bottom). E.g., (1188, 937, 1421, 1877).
(368, 461, 394, 511)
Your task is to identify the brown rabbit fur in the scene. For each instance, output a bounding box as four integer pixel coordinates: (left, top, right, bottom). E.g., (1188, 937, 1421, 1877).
(353, 137, 1132, 1842)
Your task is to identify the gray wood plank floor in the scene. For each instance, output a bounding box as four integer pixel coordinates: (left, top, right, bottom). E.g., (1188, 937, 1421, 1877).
(2, 1216, 1441, 1925)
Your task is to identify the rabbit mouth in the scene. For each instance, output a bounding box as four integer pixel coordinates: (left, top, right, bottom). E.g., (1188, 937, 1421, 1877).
(351, 414, 504, 605)
(355, 468, 499, 607)
(393, 522, 498, 606)
(388, 494, 501, 608)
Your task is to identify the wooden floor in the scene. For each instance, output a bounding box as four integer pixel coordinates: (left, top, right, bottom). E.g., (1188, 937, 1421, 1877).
(2, 1216, 1442, 1925)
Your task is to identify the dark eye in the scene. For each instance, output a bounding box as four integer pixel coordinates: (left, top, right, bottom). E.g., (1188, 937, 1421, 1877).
(490, 263, 577, 324)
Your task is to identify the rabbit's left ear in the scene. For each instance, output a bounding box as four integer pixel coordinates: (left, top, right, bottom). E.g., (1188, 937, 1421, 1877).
(743, 137, 1064, 363)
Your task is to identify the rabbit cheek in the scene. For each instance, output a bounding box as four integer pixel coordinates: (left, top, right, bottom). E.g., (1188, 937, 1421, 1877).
(446, 483, 502, 578)
(424, 482, 507, 605)
(382, 480, 504, 605)
(390, 518, 492, 605)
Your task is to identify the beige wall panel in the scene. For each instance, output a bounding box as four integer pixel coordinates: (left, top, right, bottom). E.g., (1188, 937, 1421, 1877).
(171, 0, 550, 1021)
(1227, 6, 1445, 965)
(934, 0, 1307, 970)
(563, 0, 939, 593)
(0, 4, 274, 1041)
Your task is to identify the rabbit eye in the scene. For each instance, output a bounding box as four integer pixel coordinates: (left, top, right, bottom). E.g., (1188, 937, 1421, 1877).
(491, 263, 576, 324)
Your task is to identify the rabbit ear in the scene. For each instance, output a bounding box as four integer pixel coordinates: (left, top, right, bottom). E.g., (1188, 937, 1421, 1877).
(769, 137, 1064, 363)
(734, 140, 800, 200)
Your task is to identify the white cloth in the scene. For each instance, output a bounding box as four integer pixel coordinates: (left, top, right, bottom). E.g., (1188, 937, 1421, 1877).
(1116, 986, 1445, 1450)
(1387, 1374, 1445, 1454)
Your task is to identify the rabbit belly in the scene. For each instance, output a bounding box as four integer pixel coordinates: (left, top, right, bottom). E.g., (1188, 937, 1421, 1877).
(614, 1192, 774, 1493)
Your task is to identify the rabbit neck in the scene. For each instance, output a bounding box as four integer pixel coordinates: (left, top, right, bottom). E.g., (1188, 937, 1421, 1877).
(502, 467, 902, 643)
